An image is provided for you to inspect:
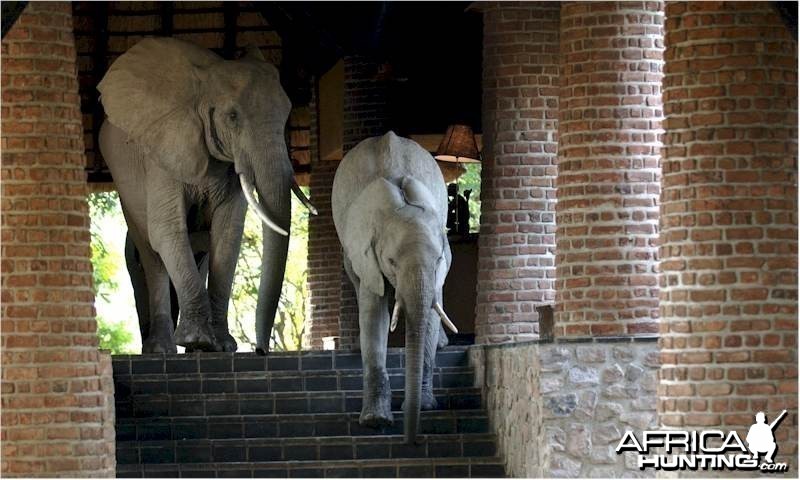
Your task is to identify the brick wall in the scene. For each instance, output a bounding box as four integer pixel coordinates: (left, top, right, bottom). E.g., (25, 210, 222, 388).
(555, 1, 663, 337)
(305, 86, 342, 350)
(338, 55, 392, 350)
(475, 2, 559, 345)
(1, 2, 115, 476)
(659, 1, 798, 470)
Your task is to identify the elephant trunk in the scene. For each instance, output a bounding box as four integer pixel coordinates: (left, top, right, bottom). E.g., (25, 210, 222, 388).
(252, 144, 292, 355)
(401, 272, 433, 445)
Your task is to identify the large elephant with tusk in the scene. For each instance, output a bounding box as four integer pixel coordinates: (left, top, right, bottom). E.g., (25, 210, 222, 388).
(332, 132, 456, 444)
(97, 38, 316, 354)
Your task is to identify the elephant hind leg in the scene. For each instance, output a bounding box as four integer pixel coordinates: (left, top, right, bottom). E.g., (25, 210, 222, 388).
(125, 234, 150, 341)
(182, 250, 210, 353)
(128, 232, 177, 354)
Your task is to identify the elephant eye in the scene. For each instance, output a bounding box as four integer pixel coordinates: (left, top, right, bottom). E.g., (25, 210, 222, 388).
(227, 110, 238, 122)
(388, 258, 397, 267)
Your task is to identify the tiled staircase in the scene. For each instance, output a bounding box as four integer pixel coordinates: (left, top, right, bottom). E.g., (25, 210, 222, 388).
(112, 347, 506, 478)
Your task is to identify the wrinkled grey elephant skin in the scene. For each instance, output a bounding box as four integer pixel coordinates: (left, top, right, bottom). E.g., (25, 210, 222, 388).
(98, 38, 314, 354)
(331, 132, 453, 444)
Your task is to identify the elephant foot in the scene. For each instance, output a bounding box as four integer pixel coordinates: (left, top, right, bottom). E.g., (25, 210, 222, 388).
(142, 333, 177, 354)
(174, 319, 218, 351)
(437, 326, 449, 350)
(360, 374, 393, 429)
(421, 390, 438, 410)
(214, 330, 238, 352)
(360, 400, 394, 428)
(403, 390, 438, 411)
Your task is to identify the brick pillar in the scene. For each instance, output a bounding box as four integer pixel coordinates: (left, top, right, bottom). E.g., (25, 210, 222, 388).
(555, 1, 664, 337)
(1, 3, 115, 476)
(659, 1, 798, 469)
(306, 86, 342, 350)
(338, 55, 391, 350)
(475, 2, 559, 344)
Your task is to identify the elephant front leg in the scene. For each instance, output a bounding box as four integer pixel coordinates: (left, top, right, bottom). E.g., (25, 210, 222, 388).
(206, 196, 247, 352)
(355, 278, 393, 428)
(148, 189, 218, 351)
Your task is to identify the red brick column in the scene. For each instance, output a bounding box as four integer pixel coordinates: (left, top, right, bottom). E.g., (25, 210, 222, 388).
(338, 55, 391, 350)
(555, 1, 663, 337)
(659, 1, 798, 468)
(474, 2, 559, 344)
(305, 87, 342, 350)
(1, 3, 115, 476)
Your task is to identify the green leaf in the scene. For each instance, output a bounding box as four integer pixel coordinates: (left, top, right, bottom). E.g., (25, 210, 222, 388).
(96, 316, 136, 354)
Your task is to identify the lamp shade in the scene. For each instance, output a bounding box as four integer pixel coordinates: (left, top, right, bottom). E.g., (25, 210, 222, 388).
(434, 124, 481, 163)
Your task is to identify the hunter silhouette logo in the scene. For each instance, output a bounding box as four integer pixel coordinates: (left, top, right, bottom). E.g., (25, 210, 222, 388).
(616, 409, 789, 473)
(746, 410, 787, 464)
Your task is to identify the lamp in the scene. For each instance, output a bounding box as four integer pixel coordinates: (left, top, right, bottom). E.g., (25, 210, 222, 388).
(435, 125, 481, 236)
(434, 124, 481, 163)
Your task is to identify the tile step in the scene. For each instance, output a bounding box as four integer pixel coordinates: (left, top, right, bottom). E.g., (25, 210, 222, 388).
(112, 347, 470, 375)
(115, 456, 506, 478)
(116, 410, 490, 441)
(116, 433, 498, 465)
(114, 367, 475, 397)
(116, 387, 483, 418)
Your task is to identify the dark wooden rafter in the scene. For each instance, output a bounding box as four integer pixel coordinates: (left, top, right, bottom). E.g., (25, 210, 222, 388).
(1, 1, 28, 39)
(91, 1, 109, 176)
(160, 1, 173, 36)
(291, 162, 311, 175)
(256, 3, 343, 77)
(223, 2, 239, 59)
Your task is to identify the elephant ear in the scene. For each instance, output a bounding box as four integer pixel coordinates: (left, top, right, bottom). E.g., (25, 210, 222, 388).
(400, 176, 437, 211)
(344, 177, 405, 297)
(98, 38, 222, 184)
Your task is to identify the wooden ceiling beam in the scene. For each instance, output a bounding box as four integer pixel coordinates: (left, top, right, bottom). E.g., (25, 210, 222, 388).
(90, 2, 109, 176)
(223, 2, 238, 59)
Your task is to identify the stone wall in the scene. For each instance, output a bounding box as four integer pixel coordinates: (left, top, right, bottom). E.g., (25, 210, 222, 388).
(1, 2, 115, 476)
(470, 338, 659, 477)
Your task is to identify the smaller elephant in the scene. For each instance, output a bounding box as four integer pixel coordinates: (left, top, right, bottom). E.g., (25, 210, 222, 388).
(332, 132, 457, 444)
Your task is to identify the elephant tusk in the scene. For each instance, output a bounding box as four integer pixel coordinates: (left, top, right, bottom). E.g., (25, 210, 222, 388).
(291, 178, 318, 215)
(239, 174, 288, 236)
(390, 302, 400, 332)
(434, 302, 458, 334)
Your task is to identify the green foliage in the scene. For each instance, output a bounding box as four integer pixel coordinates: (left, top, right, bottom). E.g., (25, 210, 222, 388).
(96, 316, 136, 354)
(89, 191, 136, 353)
(88, 191, 120, 215)
(89, 192, 121, 300)
(87, 189, 311, 354)
(229, 192, 309, 351)
(456, 163, 482, 232)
